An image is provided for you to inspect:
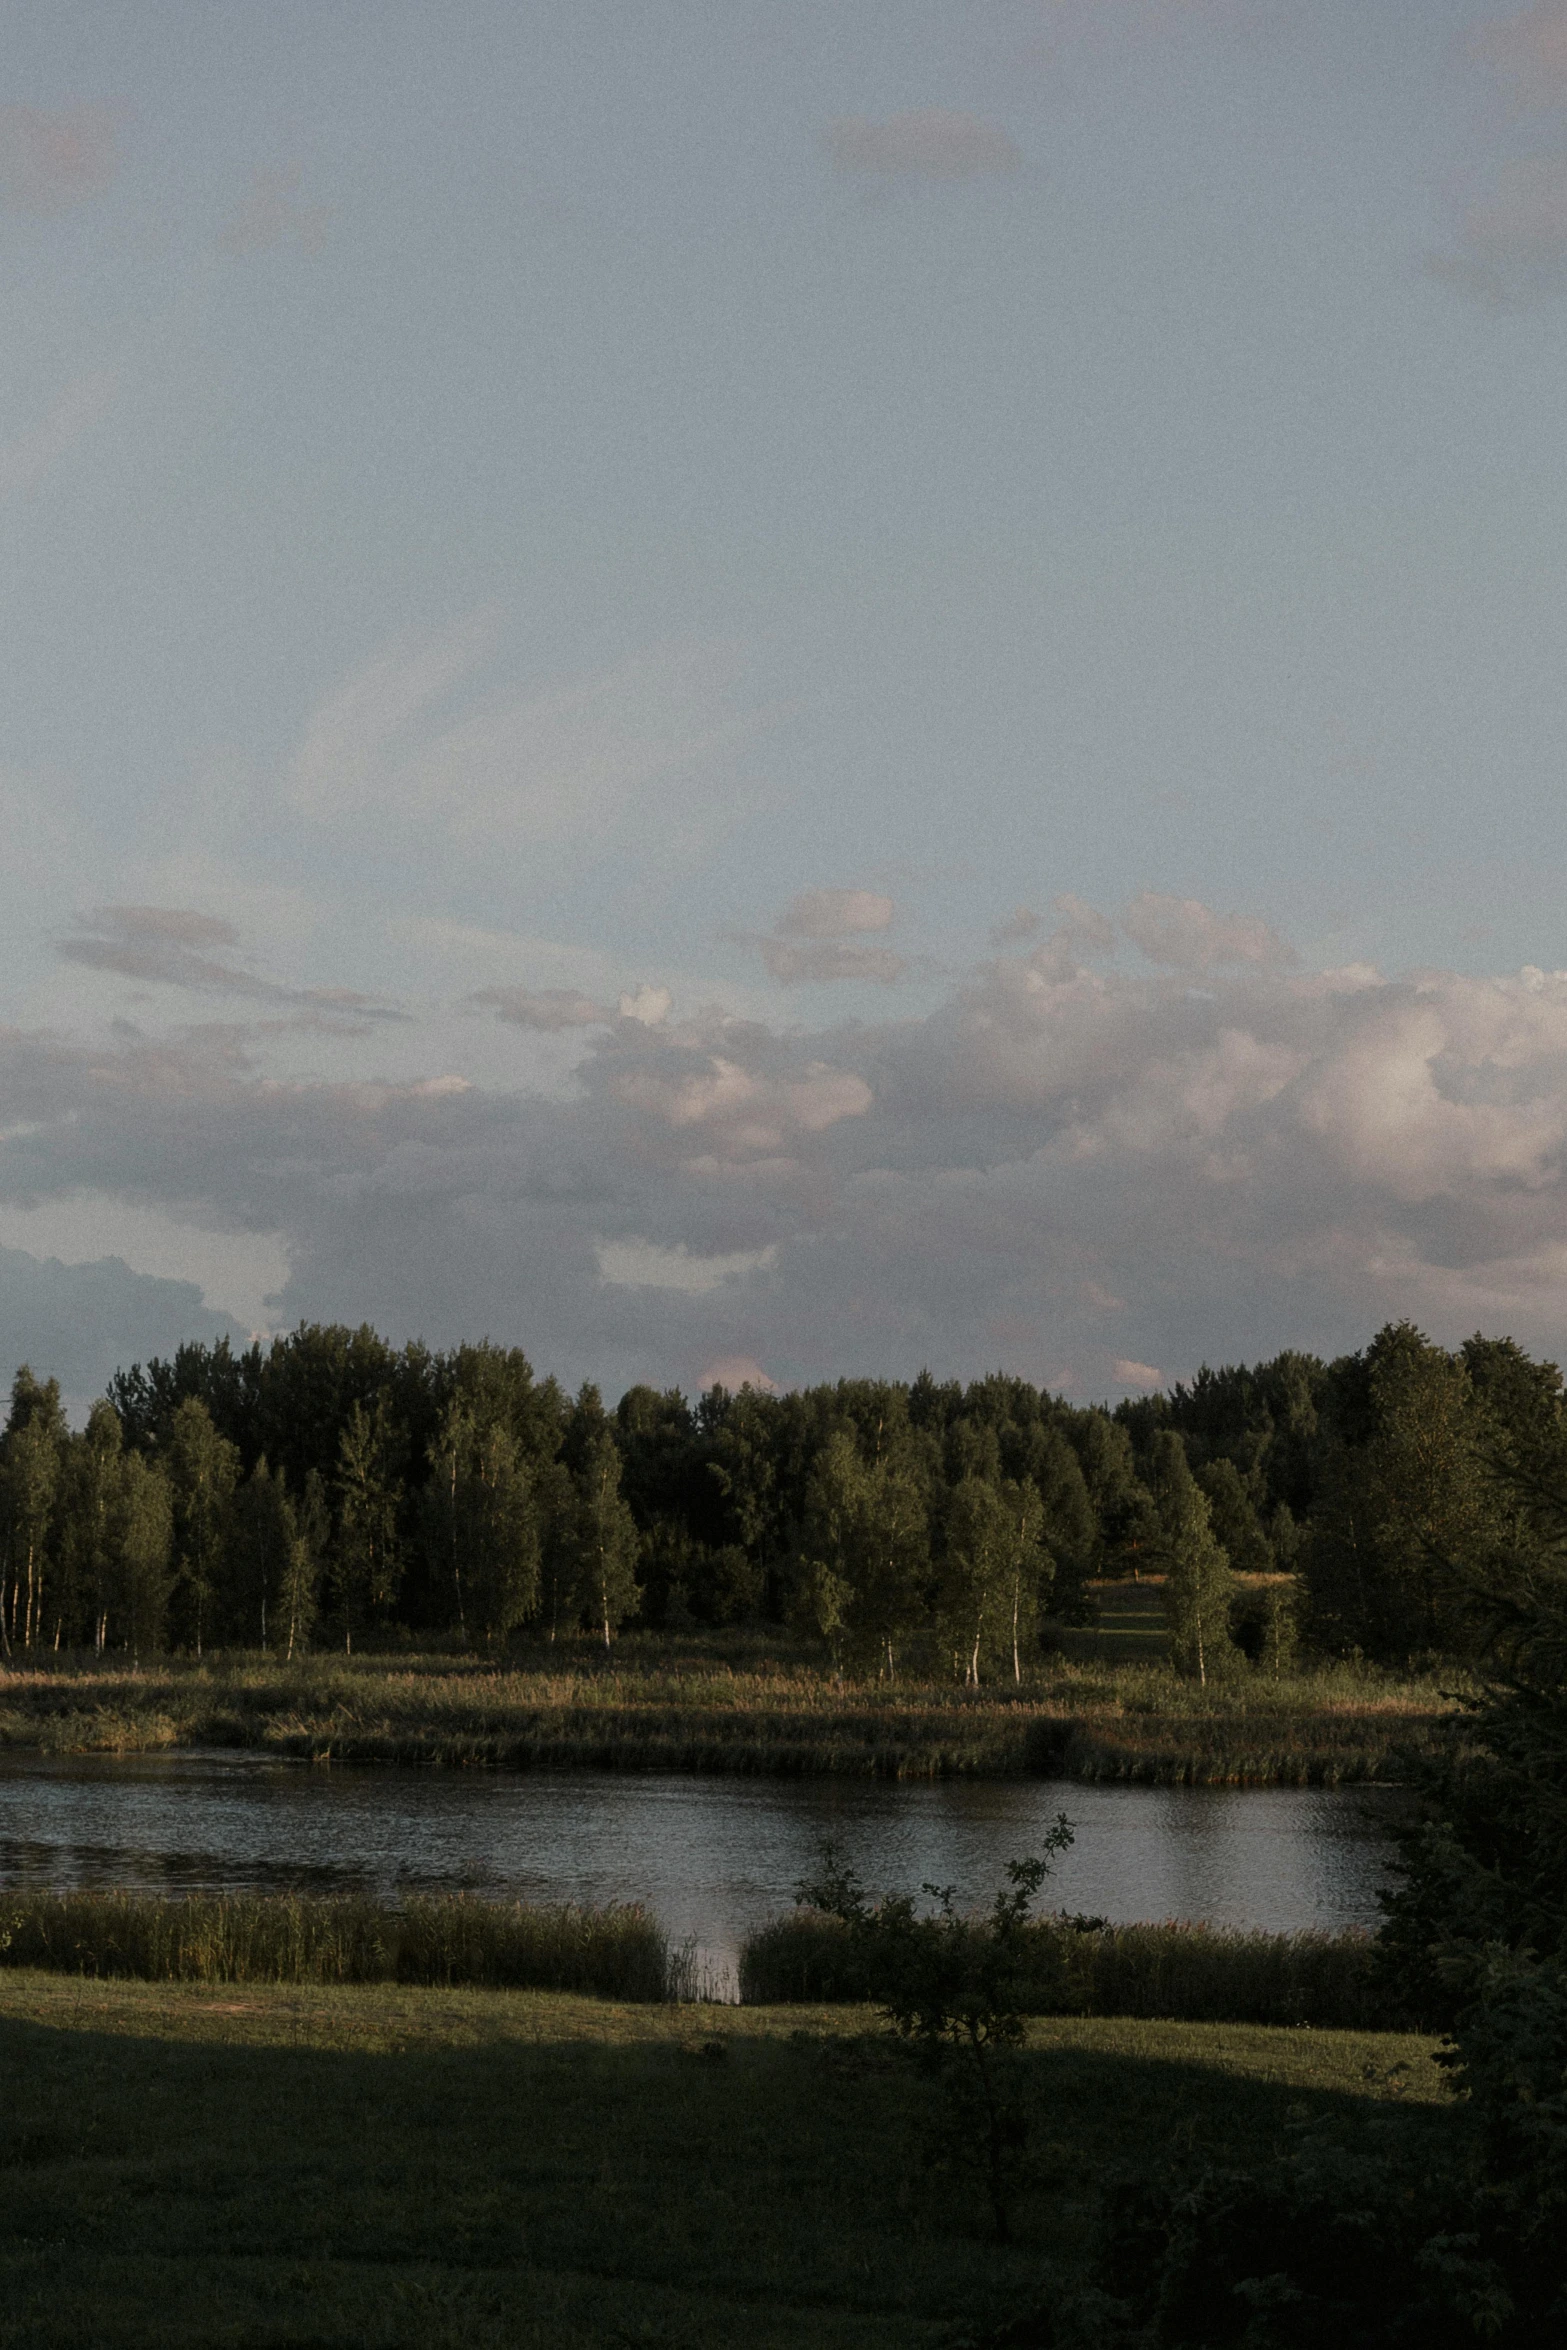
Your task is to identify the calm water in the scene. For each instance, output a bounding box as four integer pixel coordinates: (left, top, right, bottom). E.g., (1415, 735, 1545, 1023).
(0, 1754, 1400, 1985)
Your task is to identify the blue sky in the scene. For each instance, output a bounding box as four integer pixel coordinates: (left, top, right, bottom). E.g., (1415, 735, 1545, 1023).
(6, 0, 1567, 1407)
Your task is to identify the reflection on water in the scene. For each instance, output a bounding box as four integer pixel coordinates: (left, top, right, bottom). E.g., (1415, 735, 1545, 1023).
(0, 1754, 1400, 1985)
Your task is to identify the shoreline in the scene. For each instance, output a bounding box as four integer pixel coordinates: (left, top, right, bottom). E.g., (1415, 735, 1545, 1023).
(0, 1643, 1458, 1787)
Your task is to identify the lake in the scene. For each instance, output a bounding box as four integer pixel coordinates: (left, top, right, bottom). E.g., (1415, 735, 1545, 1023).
(0, 1753, 1400, 1989)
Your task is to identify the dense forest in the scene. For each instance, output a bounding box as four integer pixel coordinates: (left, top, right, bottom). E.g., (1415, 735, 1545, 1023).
(0, 1319, 1554, 1676)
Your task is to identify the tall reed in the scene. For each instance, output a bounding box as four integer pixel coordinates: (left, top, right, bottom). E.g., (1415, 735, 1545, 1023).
(0, 1890, 672, 2002)
(738, 1910, 1394, 2029)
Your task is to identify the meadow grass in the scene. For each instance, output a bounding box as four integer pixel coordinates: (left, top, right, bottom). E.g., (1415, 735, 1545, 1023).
(0, 1889, 671, 2000)
(0, 1612, 1460, 1784)
(0, 1969, 1451, 2349)
(739, 1912, 1394, 2029)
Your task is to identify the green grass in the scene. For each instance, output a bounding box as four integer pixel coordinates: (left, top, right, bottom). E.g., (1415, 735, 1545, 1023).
(0, 1970, 1451, 2349)
(0, 1622, 1460, 1784)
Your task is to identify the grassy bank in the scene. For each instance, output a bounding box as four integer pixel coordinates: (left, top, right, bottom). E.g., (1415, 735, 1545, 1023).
(0, 1890, 672, 2000)
(0, 1622, 1458, 1785)
(740, 1912, 1393, 2029)
(0, 1970, 1450, 2348)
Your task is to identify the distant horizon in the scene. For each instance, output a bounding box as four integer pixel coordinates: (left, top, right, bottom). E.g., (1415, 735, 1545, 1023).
(8, 1306, 1548, 1434)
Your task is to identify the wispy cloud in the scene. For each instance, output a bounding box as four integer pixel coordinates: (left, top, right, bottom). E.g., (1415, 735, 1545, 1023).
(1431, 155, 1567, 307)
(0, 371, 115, 498)
(58, 906, 407, 1025)
(473, 986, 612, 1031)
(286, 617, 764, 849)
(218, 164, 331, 257)
(1477, 4, 1567, 105)
(0, 104, 118, 213)
(822, 110, 1021, 185)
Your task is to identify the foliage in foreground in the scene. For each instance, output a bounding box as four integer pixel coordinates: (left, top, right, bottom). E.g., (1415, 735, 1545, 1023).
(0, 1889, 672, 2001)
(980, 1405, 1567, 2348)
(797, 1825, 1076, 2244)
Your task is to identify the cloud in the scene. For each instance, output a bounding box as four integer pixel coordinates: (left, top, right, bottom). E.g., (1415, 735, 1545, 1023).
(618, 985, 673, 1027)
(474, 987, 611, 1031)
(1122, 891, 1294, 973)
(1431, 156, 1567, 307)
(218, 164, 331, 257)
(991, 907, 1041, 946)
(1112, 1357, 1163, 1392)
(747, 886, 905, 984)
(595, 1237, 776, 1292)
(286, 619, 763, 849)
(775, 888, 895, 938)
(759, 939, 906, 983)
(823, 110, 1021, 184)
(17, 899, 1567, 1402)
(58, 905, 407, 1026)
(0, 104, 118, 213)
(0, 1196, 288, 1332)
(1478, 5, 1567, 104)
(0, 372, 116, 499)
(0, 1245, 247, 1418)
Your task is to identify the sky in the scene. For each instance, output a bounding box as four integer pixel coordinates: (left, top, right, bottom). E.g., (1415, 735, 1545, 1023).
(6, 0, 1567, 1409)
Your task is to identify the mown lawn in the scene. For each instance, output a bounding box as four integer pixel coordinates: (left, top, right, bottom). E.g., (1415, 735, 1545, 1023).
(0, 1973, 1450, 2348)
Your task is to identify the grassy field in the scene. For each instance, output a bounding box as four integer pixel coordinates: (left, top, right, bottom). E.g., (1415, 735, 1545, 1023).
(0, 1606, 1459, 1785)
(0, 1971, 1451, 2349)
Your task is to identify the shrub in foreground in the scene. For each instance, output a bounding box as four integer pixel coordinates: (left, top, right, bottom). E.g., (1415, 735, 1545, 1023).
(0, 1889, 671, 2002)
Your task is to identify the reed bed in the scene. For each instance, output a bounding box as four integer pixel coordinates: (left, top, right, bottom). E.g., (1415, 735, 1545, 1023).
(737, 1910, 1392, 2029)
(0, 1643, 1460, 1784)
(0, 1890, 672, 2001)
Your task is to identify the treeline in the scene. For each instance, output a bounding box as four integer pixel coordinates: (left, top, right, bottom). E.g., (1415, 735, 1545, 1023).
(0, 1318, 1556, 1673)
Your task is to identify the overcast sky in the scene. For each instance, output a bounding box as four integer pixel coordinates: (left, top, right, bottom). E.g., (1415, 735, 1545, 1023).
(6, 0, 1567, 1406)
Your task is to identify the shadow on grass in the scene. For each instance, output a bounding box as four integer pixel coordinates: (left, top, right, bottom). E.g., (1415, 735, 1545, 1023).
(0, 1995, 1457, 2350)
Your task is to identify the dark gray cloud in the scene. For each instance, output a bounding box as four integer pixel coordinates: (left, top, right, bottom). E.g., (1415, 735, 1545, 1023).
(0, 1245, 246, 1414)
